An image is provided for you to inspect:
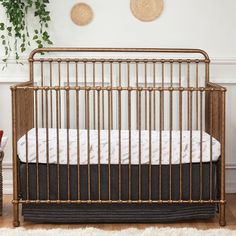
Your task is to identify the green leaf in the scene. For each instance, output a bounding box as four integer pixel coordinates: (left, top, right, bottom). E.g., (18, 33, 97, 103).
(21, 47, 26, 53)
(4, 46, 8, 55)
(0, 23, 4, 31)
(43, 31, 48, 36)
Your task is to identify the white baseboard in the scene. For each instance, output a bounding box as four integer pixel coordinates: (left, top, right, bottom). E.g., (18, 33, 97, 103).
(4, 180, 13, 195)
(3, 163, 236, 194)
(226, 182, 236, 194)
(2, 163, 13, 194)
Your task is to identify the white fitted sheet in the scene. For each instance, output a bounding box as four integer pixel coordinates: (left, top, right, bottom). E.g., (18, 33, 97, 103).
(17, 128, 221, 165)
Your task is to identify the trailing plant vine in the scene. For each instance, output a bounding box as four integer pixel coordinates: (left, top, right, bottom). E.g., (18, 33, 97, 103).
(0, 0, 52, 65)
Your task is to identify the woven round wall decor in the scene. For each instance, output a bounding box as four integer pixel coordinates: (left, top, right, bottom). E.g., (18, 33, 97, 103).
(71, 3, 93, 26)
(130, 0, 164, 22)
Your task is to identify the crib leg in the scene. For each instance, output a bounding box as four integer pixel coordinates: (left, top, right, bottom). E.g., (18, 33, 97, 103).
(219, 203, 226, 226)
(13, 203, 20, 227)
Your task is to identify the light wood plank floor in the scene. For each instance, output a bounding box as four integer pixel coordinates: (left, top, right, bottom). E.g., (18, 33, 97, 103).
(0, 194, 235, 229)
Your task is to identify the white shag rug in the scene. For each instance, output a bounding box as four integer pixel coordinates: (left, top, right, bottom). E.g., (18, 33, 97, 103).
(0, 227, 236, 236)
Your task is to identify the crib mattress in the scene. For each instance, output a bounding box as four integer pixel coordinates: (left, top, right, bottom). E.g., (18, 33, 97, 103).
(17, 128, 221, 165)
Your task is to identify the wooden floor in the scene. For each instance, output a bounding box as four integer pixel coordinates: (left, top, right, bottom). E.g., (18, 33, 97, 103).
(0, 194, 236, 230)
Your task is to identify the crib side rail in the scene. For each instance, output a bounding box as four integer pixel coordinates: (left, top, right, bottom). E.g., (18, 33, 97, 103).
(11, 83, 226, 227)
(13, 84, 225, 201)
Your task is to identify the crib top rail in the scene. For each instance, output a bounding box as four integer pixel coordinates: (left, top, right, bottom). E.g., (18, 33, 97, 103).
(28, 47, 210, 87)
(29, 47, 210, 60)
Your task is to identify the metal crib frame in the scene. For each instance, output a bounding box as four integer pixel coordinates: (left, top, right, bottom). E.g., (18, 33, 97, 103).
(11, 48, 226, 226)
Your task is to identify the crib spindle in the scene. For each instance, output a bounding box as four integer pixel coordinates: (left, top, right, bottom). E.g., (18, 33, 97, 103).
(49, 61, 53, 128)
(66, 89, 71, 200)
(118, 88, 122, 201)
(169, 88, 173, 200)
(108, 89, 111, 201)
(138, 89, 142, 201)
(41, 61, 45, 128)
(159, 90, 163, 200)
(93, 62, 96, 130)
(200, 90, 203, 200)
(179, 89, 183, 200)
(189, 89, 193, 201)
(45, 89, 50, 200)
(57, 62, 62, 129)
(102, 62, 105, 130)
(187, 62, 190, 130)
(56, 89, 60, 200)
(161, 63, 165, 130)
(87, 89, 91, 201)
(97, 89, 101, 201)
(76, 89, 81, 200)
(210, 91, 213, 200)
(84, 62, 87, 129)
(148, 89, 152, 201)
(110, 63, 114, 130)
(24, 90, 29, 201)
(136, 63, 139, 131)
(153, 62, 156, 130)
(144, 62, 147, 130)
(196, 62, 199, 129)
(179, 61, 182, 87)
(128, 88, 132, 201)
(127, 62, 130, 87)
(35, 90, 39, 200)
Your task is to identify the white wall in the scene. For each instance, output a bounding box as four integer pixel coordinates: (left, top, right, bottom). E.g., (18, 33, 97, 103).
(0, 0, 236, 193)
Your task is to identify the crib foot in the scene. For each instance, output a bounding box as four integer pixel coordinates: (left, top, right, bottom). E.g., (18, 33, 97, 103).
(219, 220, 226, 227)
(13, 203, 20, 227)
(13, 220, 20, 227)
(219, 203, 226, 226)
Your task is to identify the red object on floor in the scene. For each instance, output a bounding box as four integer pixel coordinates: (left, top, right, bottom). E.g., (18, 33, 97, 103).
(0, 130, 3, 146)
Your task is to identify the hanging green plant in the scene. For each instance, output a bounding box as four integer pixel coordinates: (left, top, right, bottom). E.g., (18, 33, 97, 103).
(0, 0, 52, 66)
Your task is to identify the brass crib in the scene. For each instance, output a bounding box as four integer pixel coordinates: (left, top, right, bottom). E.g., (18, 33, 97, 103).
(11, 48, 226, 226)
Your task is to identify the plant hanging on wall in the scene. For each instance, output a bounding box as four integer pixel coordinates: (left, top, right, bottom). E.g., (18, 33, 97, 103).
(0, 0, 52, 65)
